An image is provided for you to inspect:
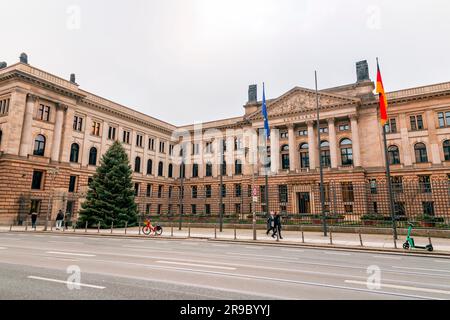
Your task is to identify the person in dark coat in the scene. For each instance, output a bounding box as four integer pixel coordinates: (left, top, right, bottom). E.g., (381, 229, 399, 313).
(56, 210, 64, 230)
(31, 211, 38, 229)
(266, 211, 275, 237)
(273, 211, 283, 239)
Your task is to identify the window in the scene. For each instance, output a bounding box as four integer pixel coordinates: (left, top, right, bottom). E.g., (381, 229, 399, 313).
(70, 143, 79, 163)
(339, 123, 350, 131)
(159, 141, 165, 153)
(205, 185, 212, 198)
(248, 185, 252, 197)
(370, 179, 377, 194)
(410, 115, 424, 131)
(341, 182, 354, 202)
(414, 143, 428, 163)
(68, 176, 77, 193)
(91, 121, 101, 136)
(391, 176, 403, 193)
(147, 159, 153, 175)
(88, 177, 93, 187)
(169, 144, 174, 156)
(180, 163, 186, 178)
(168, 164, 173, 178)
(280, 132, 288, 139)
(205, 142, 213, 154)
(220, 160, 227, 176)
(340, 139, 353, 166)
(168, 186, 173, 198)
(134, 157, 141, 173)
(206, 162, 213, 177)
(234, 138, 243, 150)
(157, 204, 162, 215)
(320, 141, 331, 167)
(73, 116, 83, 131)
(205, 204, 211, 215)
(88, 147, 97, 166)
(235, 184, 242, 197)
(146, 184, 152, 197)
(158, 162, 164, 176)
(136, 134, 143, 148)
(146, 204, 151, 215)
(280, 145, 290, 170)
(122, 130, 130, 144)
(37, 104, 50, 121)
(260, 185, 266, 203)
(444, 140, 450, 161)
(221, 185, 227, 197)
(235, 204, 241, 214)
(298, 130, 308, 136)
(192, 143, 200, 155)
(0, 98, 10, 115)
(134, 183, 140, 196)
(373, 202, 378, 214)
(395, 202, 406, 216)
(158, 185, 163, 198)
(33, 135, 46, 156)
(419, 175, 432, 193)
(108, 126, 116, 140)
(31, 170, 44, 190)
(319, 127, 328, 134)
(192, 164, 199, 178)
(385, 118, 397, 133)
(0, 129, 2, 147)
(388, 145, 401, 165)
(235, 160, 242, 175)
(437, 112, 450, 128)
(192, 186, 198, 198)
(148, 138, 155, 151)
(279, 185, 288, 203)
(300, 143, 309, 169)
(191, 204, 197, 215)
(422, 202, 435, 216)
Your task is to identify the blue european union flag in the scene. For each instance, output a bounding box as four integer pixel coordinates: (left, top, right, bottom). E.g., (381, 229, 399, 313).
(261, 83, 270, 139)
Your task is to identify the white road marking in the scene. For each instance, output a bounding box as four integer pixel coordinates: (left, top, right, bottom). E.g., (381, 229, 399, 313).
(210, 244, 230, 248)
(345, 280, 450, 295)
(28, 276, 105, 289)
(226, 252, 298, 260)
(372, 255, 402, 260)
(46, 251, 96, 257)
(434, 260, 450, 264)
(392, 266, 450, 273)
(244, 246, 263, 250)
(0, 247, 7, 250)
(47, 241, 84, 245)
(44, 257, 79, 262)
(324, 252, 351, 256)
(281, 248, 304, 253)
(180, 242, 199, 246)
(156, 260, 237, 270)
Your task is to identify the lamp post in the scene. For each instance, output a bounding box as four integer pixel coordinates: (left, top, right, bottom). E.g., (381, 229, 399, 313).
(44, 167, 60, 231)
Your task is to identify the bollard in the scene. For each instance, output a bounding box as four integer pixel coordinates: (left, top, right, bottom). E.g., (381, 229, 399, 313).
(359, 231, 364, 247)
(302, 231, 305, 243)
(234, 225, 237, 240)
(125, 222, 128, 235)
(25, 220, 28, 231)
(188, 224, 191, 238)
(111, 222, 114, 234)
(85, 221, 88, 233)
(214, 224, 217, 239)
(97, 224, 100, 233)
(51, 223, 53, 232)
(73, 224, 76, 232)
(9, 225, 12, 232)
(428, 231, 433, 247)
(393, 236, 398, 249)
(329, 230, 333, 245)
(171, 224, 174, 237)
(138, 220, 141, 235)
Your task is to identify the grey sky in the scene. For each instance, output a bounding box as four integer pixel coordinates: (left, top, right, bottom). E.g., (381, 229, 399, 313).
(1, 0, 450, 126)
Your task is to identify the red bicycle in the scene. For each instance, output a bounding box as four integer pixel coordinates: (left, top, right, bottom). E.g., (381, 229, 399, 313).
(142, 220, 163, 236)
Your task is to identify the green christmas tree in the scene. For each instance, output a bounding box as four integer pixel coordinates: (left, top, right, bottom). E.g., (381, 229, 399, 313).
(79, 141, 138, 228)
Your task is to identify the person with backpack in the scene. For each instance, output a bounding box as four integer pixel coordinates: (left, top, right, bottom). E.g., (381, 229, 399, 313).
(55, 210, 64, 230)
(266, 211, 276, 238)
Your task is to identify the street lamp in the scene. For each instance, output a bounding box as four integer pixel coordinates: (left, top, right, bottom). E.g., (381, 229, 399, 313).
(44, 167, 60, 231)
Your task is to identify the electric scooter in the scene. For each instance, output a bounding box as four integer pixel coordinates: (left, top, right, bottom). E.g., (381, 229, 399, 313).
(403, 223, 433, 252)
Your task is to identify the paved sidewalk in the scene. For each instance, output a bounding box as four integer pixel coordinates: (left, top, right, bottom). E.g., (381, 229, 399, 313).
(2, 224, 450, 254)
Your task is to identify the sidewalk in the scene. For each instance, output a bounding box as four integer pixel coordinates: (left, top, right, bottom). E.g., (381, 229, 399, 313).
(2, 225, 450, 254)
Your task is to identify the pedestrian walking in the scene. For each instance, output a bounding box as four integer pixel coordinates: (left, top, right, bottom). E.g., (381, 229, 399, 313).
(266, 211, 276, 238)
(273, 211, 283, 239)
(31, 211, 38, 229)
(55, 210, 64, 230)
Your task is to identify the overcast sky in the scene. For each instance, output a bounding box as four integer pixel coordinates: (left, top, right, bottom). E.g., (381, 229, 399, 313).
(1, 0, 450, 126)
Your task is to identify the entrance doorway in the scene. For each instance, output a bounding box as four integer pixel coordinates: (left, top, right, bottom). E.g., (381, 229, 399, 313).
(297, 192, 311, 214)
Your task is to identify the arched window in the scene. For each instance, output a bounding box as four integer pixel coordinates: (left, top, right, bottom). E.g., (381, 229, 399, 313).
(33, 135, 46, 156)
(299, 143, 309, 169)
(340, 138, 353, 166)
(206, 162, 213, 177)
(168, 163, 173, 178)
(235, 160, 242, 175)
(88, 147, 97, 166)
(221, 160, 227, 176)
(281, 145, 290, 170)
(180, 163, 186, 178)
(388, 145, 401, 165)
(134, 157, 141, 173)
(70, 143, 79, 163)
(158, 161, 164, 177)
(414, 143, 428, 163)
(320, 141, 331, 167)
(147, 159, 153, 175)
(192, 163, 199, 178)
(443, 140, 450, 161)
(0, 129, 3, 146)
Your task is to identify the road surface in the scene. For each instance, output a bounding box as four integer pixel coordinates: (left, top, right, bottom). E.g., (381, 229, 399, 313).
(0, 232, 449, 300)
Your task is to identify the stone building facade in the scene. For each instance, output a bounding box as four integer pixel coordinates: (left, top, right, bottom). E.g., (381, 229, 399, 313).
(1, 56, 450, 225)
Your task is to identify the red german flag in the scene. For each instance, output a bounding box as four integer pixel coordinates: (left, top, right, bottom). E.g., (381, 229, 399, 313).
(376, 60, 388, 126)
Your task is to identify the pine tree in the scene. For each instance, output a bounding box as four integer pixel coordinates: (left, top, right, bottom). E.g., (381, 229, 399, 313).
(79, 141, 138, 228)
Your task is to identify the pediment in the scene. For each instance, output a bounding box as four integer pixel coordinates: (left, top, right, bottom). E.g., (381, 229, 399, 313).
(248, 87, 360, 120)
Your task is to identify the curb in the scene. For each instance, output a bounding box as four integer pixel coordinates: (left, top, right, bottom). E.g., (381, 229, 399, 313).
(4, 230, 450, 259)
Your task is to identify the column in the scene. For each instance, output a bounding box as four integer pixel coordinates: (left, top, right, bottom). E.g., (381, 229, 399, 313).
(350, 114, 362, 167)
(19, 94, 36, 157)
(307, 121, 317, 170)
(50, 104, 66, 162)
(327, 118, 338, 169)
(288, 125, 298, 172)
(270, 127, 280, 174)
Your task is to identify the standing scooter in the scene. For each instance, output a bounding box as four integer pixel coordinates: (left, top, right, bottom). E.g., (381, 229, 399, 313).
(403, 223, 433, 252)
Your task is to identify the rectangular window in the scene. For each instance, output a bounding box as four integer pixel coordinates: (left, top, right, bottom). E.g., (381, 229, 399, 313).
(298, 130, 308, 136)
(68, 176, 77, 193)
(192, 186, 198, 199)
(205, 142, 213, 154)
(278, 185, 288, 203)
(31, 171, 44, 190)
(280, 132, 288, 139)
(438, 112, 450, 128)
(0, 98, 10, 115)
(385, 118, 397, 133)
(191, 204, 197, 215)
(235, 184, 242, 197)
(341, 182, 354, 202)
(146, 204, 151, 215)
(192, 143, 200, 155)
(91, 121, 101, 136)
(148, 138, 155, 151)
(221, 185, 227, 198)
(344, 204, 353, 214)
(205, 185, 212, 198)
(122, 130, 130, 144)
(319, 127, 328, 134)
(391, 176, 404, 193)
(410, 115, 424, 131)
(422, 202, 435, 216)
(73, 116, 83, 131)
(235, 203, 241, 214)
(419, 175, 432, 193)
(248, 185, 252, 197)
(146, 184, 152, 197)
(157, 204, 162, 215)
(260, 185, 266, 203)
(339, 123, 350, 131)
(370, 179, 378, 194)
(205, 204, 211, 215)
(159, 141, 165, 153)
(158, 185, 163, 198)
(38, 104, 50, 121)
(108, 126, 116, 140)
(169, 144, 174, 156)
(134, 183, 140, 196)
(192, 164, 199, 178)
(373, 202, 378, 214)
(136, 134, 143, 148)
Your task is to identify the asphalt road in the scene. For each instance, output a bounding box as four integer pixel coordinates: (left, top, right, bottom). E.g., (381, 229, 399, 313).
(0, 232, 449, 300)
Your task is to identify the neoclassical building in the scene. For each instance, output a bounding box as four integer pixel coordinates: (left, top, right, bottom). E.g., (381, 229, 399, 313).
(1, 55, 450, 225)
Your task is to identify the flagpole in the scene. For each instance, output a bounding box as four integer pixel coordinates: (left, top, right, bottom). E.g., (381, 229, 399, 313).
(315, 71, 328, 237)
(377, 58, 398, 240)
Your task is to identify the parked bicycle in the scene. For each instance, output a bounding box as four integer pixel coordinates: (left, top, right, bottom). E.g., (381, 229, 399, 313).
(142, 220, 163, 236)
